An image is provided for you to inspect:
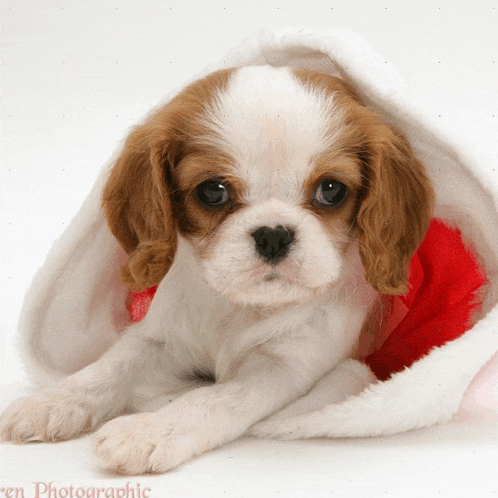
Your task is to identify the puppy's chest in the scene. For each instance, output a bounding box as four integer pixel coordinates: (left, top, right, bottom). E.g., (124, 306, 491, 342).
(160, 300, 256, 374)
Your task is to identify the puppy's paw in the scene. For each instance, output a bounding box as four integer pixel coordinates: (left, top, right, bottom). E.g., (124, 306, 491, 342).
(94, 413, 200, 475)
(0, 389, 99, 443)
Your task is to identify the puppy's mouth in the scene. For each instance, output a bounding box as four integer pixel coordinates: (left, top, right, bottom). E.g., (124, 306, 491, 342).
(263, 271, 280, 282)
(251, 259, 320, 290)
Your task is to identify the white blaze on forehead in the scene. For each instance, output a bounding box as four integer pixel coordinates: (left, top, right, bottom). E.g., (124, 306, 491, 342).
(206, 66, 345, 202)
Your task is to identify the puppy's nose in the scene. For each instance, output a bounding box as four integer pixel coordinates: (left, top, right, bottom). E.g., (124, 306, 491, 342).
(252, 225, 295, 264)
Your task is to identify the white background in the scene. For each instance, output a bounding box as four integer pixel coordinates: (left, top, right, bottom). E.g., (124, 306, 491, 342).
(1, 0, 497, 496)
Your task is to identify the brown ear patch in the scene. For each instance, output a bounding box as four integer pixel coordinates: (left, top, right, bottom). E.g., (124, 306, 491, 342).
(102, 68, 237, 290)
(355, 124, 434, 295)
(102, 129, 178, 291)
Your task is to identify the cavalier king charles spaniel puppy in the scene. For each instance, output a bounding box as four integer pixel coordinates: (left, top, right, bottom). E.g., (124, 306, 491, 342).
(0, 66, 433, 474)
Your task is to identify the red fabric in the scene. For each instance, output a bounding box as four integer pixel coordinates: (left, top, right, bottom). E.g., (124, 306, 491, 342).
(127, 286, 157, 322)
(366, 219, 486, 380)
(127, 219, 486, 381)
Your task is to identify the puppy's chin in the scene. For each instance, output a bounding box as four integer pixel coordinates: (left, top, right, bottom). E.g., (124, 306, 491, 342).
(226, 279, 324, 307)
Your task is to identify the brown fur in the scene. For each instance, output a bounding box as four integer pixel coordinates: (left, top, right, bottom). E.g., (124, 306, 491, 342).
(355, 121, 434, 294)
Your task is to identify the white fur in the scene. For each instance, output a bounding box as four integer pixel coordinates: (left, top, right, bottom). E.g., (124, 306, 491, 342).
(196, 66, 349, 306)
(199, 197, 346, 306)
(207, 66, 344, 199)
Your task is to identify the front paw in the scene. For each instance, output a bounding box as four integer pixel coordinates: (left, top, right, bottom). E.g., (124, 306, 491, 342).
(94, 413, 201, 475)
(0, 389, 100, 443)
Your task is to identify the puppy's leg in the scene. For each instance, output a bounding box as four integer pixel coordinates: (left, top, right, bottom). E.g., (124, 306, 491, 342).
(0, 330, 161, 443)
(93, 338, 333, 475)
(250, 359, 376, 428)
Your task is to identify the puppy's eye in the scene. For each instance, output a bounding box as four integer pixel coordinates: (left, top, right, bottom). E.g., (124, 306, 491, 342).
(313, 179, 348, 207)
(195, 180, 230, 207)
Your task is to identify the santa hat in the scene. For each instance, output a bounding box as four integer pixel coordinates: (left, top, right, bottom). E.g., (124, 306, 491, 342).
(18, 28, 498, 438)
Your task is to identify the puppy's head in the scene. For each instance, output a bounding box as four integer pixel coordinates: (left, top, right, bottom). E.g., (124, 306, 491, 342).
(103, 66, 433, 306)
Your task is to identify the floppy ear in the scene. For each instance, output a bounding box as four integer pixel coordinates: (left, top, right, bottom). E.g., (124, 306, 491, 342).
(355, 122, 434, 295)
(102, 124, 178, 291)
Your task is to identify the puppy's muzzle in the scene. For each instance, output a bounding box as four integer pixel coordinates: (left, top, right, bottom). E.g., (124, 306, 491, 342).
(251, 225, 295, 264)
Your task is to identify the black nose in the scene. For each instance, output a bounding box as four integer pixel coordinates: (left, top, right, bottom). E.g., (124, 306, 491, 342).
(252, 225, 295, 264)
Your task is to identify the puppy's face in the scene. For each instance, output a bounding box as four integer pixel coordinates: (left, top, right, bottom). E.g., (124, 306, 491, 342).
(103, 66, 433, 306)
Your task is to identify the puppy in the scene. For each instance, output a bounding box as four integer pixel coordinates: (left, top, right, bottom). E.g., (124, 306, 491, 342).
(0, 66, 433, 474)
